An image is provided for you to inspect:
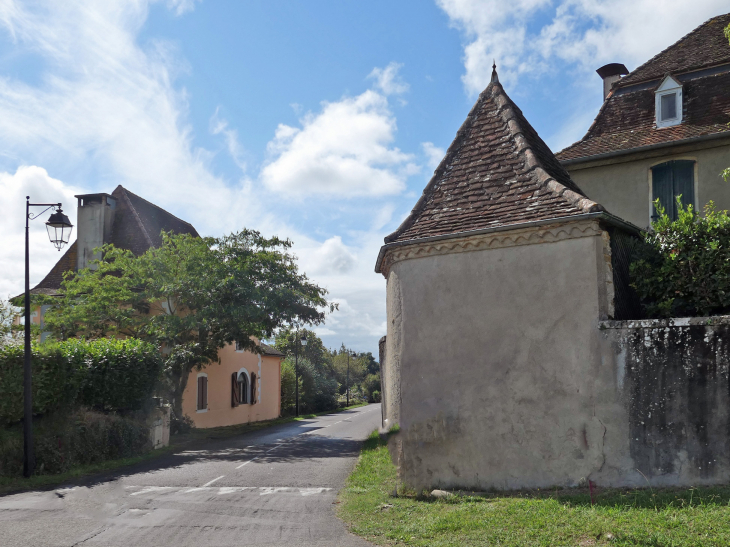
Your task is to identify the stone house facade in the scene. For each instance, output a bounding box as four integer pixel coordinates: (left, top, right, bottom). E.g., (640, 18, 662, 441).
(376, 14, 730, 491)
(556, 13, 730, 229)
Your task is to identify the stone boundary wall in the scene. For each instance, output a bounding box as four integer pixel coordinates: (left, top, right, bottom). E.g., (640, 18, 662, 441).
(600, 315, 730, 485)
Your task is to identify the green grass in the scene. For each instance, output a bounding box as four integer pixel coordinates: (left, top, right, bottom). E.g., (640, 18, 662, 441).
(339, 431, 730, 547)
(0, 402, 371, 496)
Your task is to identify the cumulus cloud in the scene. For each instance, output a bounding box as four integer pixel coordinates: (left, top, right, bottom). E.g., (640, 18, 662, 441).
(0, 2, 396, 354)
(303, 236, 357, 275)
(437, 0, 730, 95)
(368, 62, 410, 96)
(261, 85, 418, 197)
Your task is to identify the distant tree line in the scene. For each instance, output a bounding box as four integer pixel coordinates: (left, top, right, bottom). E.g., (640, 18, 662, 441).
(274, 328, 381, 415)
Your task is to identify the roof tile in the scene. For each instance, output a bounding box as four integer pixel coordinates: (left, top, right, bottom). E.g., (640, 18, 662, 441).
(384, 71, 602, 244)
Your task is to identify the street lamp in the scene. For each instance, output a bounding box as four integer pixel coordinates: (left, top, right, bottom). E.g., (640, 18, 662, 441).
(295, 330, 307, 417)
(346, 349, 356, 408)
(24, 197, 73, 477)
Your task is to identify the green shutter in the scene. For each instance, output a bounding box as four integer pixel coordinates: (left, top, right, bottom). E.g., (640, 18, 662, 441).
(652, 160, 695, 221)
(673, 160, 695, 216)
(652, 162, 674, 220)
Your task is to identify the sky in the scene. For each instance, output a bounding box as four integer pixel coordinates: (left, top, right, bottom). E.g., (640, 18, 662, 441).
(0, 0, 728, 355)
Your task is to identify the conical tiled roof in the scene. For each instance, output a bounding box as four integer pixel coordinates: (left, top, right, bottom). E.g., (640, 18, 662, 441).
(384, 68, 602, 245)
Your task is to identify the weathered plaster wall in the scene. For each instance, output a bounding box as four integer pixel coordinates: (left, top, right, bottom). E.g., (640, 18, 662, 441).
(182, 344, 281, 428)
(383, 220, 626, 490)
(600, 317, 730, 486)
(567, 142, 730, 230)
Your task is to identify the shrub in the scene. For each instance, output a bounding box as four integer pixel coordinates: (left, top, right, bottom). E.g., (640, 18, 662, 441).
(0, 408, 150, 476)
(77, 338, 163, 412)
(0, 338, 163, 426)
(0, 342, 85, 426)
(630, 199, 730, 318)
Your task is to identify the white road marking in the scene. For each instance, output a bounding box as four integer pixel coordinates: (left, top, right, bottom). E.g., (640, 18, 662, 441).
(236, 457, 257, 469)
(127, 486, 332, 496)
(202, 475, 225, 487)
(130, 486, 173, 496)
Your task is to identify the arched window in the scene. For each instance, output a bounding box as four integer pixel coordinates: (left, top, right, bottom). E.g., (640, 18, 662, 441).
(651, 160, 695, 221)
(250, 373, 257, 405)
(231, 370, 249, 407)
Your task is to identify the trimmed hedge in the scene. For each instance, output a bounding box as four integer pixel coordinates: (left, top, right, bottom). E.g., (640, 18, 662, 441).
(0, 409, 150, 476)
(0, 338, 163, 426)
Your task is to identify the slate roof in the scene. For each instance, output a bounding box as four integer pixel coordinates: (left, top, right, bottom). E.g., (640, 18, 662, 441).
(557, 13, 730, 163)
(110, 185, 199, 256)
(619, 13, 730, 87)
(29, 185, 199, 295)
(260, 343, 285, 357)
(384, 68, 602, 245)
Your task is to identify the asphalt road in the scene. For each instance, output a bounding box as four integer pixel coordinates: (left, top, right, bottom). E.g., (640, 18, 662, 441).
(0, 404, 382, 547)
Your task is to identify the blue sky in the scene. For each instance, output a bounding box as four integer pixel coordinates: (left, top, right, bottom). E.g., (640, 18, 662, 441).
(1, 0, 728, 355)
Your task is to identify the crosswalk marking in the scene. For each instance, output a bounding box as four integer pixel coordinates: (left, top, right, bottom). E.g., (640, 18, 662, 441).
(125, 485, 332, 496)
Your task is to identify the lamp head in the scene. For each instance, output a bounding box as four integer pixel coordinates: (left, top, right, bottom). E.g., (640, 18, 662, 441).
(45, 208, 73, 251)
(300, 332, 307, 346)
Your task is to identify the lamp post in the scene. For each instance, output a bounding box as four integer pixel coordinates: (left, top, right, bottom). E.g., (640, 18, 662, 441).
(346, 349, 356, 408)
(23, 197, 73, 478)
(294, 330, 307, 417)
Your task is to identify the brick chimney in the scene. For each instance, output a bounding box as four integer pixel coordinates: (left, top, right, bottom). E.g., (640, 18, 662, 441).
(75, 193, 117, 270)
(596, 63, 629, 99)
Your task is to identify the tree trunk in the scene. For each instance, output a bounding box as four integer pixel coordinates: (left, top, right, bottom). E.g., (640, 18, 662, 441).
(171, 367, 190, 423)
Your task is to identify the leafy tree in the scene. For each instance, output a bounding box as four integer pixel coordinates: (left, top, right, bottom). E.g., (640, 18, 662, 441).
(41, 230, 332, 419)
(332, 345, 370, 397)
(274, 327, 330, 370)
(630, 198, 730, 318)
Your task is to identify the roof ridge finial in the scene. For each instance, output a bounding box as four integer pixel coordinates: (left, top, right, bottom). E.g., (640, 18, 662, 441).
(491, 60, 499, 84)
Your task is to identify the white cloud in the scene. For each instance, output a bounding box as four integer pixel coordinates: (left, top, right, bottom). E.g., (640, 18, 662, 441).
(421, 141, 445, 173)
(210, 107, 247, 171)
(261, 86, 418, 197)
(368, 62, 410, 96)
(0, 1, 229, 226)
(0, 2, 394, 354)
(0, 166, 81, 299)
(437, 0, 729, 96)
(302, 236, 357, 275)
(166, 0, 200, 16)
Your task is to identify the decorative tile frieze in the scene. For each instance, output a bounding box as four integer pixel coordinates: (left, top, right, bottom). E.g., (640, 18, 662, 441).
(380, 220, 602, 276)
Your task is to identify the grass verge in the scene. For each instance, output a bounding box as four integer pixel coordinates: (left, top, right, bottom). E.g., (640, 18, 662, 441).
(0, 402, 370, 496)
(339, 430, 730, 547)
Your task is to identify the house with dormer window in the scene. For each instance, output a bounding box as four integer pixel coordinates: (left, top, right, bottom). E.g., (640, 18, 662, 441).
(26, 185, 284, 428)
(556, 13, 730, 227)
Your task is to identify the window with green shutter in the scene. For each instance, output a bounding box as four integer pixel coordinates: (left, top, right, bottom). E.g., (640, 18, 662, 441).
(651, 160, 695, 221)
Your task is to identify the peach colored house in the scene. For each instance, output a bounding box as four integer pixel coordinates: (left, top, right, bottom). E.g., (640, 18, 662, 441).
(182, 341, 283, 428)
(25, 186, 284, 428)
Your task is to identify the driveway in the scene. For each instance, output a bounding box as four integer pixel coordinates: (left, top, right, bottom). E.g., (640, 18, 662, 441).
(0, 404, 381, 546)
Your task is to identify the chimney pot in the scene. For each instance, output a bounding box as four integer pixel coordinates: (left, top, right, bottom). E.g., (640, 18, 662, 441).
(596, 63, 629, 99)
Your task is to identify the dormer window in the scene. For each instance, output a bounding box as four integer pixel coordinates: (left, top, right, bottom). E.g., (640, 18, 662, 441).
(655, 75, 682, 128)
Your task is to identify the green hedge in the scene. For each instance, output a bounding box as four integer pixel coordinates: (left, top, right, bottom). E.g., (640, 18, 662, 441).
(0, 409, 150, 476)
(0, 338, 162, 426)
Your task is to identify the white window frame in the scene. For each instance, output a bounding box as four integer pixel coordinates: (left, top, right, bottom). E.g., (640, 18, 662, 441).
(655, 75, 682, 129)
(235, 340, 244, 352)
(196, 372, 208, 413)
